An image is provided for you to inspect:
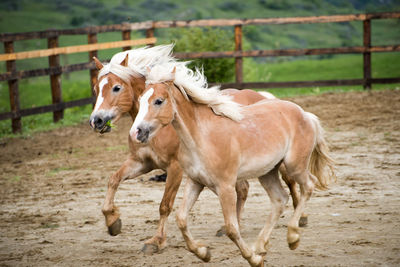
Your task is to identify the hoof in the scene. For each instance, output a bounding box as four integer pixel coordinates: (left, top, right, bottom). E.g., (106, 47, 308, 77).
(299, 216, 308, 227)
(108, 218, 122, 236)
(215, 226, 226, 237)
(203, 248, 211, 262)
(196, 246, 211, 262)
(289, 239, 300, 250)
(141, 243, 160, 255)
(249, 254, 264, 267)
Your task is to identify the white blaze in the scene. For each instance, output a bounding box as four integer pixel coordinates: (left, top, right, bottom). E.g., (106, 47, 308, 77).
(93, 78, 108, 112)
(130, 88, 154, 137)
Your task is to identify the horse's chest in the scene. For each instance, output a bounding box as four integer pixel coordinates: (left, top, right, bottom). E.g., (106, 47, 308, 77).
(179, 153, 214, 187)
(137, 146, 166, 169)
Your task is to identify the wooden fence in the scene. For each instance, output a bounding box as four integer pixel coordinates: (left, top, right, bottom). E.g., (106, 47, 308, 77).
(1, 12, 400, 133)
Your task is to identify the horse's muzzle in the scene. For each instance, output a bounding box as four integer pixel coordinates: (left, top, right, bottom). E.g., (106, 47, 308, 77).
(90, 114, 112, 134)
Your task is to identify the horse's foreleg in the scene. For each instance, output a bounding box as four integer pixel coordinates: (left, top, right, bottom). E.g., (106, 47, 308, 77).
(176, 178, 209, 262)
(254, 167, 288, 255)
(142, 160, 183, 254)
(236, 180, 250, 224)
(216, 180, 249, 237)
(102, 157, 149, 236)
(280, 165, 308, 227)
(218, 183, 264, 267)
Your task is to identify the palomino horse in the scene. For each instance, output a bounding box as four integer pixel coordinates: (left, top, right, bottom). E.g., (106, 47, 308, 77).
(88, 45, 279, 254)
(89, 44, 307, 254)
(131, 65, 335, 266)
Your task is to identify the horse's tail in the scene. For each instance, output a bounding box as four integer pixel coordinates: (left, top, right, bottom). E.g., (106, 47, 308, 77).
(306, 112, 336, 190)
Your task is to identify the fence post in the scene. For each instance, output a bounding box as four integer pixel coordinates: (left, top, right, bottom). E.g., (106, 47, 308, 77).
(4, 41, 22, 133)
(122, 29, 131, 51)
(88, 33, 98, 98)
(146, 27, 155, 47)
(234, 25, 243, 85)
(363, 19, 371, 90)
(48, 35, 63, 122)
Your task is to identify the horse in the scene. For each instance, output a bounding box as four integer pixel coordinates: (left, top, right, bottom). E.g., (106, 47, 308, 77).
(130, 65, 335, 266)
(88, 44, 307, 254)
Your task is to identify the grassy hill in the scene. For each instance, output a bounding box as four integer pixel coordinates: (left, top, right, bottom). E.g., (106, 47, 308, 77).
(1, 0, 400, 49)
(1, 0, 399, 31)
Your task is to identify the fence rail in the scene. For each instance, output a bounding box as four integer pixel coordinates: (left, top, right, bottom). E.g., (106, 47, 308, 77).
(1, 12, 399, 133)
(0, 38, 157, 61)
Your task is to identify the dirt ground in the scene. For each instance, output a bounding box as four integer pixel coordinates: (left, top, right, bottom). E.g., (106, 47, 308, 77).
(0, 90, 399, 267)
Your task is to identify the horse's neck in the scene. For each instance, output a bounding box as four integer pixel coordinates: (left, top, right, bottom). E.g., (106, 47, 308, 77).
(170, 86, 204, 151)
(129, 76, 146, 120)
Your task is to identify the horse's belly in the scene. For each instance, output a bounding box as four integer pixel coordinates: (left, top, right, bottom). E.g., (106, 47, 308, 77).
(238, 153, 284, 180)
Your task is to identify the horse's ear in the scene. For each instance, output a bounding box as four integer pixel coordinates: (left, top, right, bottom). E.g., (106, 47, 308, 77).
(146, 66, 151, 73)
(93, 57, 103, 70)
(171, 66, 176, 79)
(120, 53, 129, 67)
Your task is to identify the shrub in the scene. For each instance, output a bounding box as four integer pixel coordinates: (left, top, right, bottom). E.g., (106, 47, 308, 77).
(170, 27, 235, 83)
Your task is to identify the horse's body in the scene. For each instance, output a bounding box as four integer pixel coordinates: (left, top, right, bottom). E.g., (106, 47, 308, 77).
(131, 65, 335, 266)
(88, 45, 291, 253)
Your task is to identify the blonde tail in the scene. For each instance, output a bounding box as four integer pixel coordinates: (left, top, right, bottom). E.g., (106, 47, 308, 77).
(306, 112, 336, 190)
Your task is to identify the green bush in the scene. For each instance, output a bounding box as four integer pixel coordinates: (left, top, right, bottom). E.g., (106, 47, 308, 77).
(170, 27, 235, 83)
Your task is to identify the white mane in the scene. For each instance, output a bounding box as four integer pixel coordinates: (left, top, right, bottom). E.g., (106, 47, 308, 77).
(98, 44, 178, 82)
(146, 64, 243, 121)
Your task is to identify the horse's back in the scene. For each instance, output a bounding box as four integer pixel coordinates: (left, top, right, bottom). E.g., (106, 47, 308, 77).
(222, 89, 270, 105)
(242, 99, 307, 123)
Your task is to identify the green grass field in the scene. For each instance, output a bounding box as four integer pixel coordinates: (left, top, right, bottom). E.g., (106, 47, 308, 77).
(1, 51, 399, 139)
(244, 52, 400, 97)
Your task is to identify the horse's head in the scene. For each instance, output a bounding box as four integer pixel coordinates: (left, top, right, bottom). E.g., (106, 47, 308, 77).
(89, 55, 140, 133)
(129, 67, 176, 143)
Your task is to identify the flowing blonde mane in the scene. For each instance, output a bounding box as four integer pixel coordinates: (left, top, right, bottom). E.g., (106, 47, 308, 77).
(146, 64, 243, 121)
(97, 44, 242, 121)
(98, 44, 178, 82)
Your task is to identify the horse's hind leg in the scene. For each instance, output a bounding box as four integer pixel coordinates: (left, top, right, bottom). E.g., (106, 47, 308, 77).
(142, 160, 183, 254)
(218, 181, 264, 267)
(102, 156, 149, 236)
(254, 165, 288, 255)
(280, 165, 308, 227)
(285, 167, 315, 250)
(176, 178, 209, 262)
(216, 180, 249, 237)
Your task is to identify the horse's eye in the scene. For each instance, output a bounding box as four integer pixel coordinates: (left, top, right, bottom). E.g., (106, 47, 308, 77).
(112, 85, 122, 93)
(154, 98, 163, 106)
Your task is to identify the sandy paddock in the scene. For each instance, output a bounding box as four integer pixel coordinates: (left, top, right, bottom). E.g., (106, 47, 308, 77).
(0, 90, 399, 266)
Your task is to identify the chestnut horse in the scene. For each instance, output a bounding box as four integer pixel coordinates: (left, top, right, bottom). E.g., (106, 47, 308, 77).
(89, 44, 306, 254)
(131, 65, 335, 266)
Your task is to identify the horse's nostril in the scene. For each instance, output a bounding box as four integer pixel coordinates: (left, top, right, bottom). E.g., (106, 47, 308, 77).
(94, 116, 104, 128)
(136, 126, 150, 143)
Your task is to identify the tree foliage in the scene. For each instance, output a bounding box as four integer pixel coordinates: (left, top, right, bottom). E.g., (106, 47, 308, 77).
(170, 27, 235, 83)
